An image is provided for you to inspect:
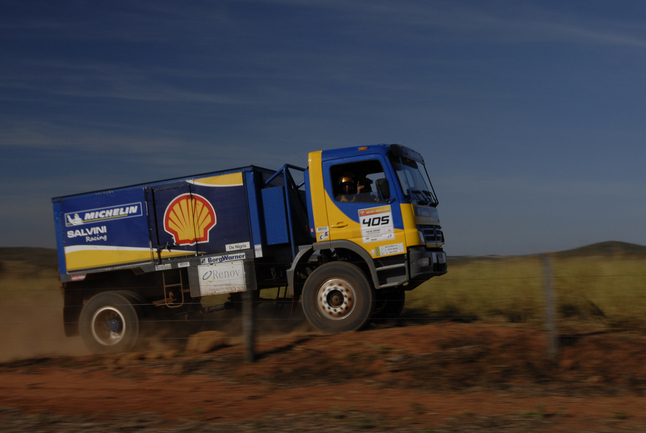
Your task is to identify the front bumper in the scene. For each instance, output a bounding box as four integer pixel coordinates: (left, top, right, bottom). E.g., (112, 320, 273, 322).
(409, 246, 447, 280)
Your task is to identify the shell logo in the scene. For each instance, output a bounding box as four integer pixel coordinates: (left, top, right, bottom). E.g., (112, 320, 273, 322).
(163, 193, 217, 246)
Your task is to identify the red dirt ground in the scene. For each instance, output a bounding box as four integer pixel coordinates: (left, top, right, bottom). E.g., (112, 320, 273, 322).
(3, 321, 646, 431)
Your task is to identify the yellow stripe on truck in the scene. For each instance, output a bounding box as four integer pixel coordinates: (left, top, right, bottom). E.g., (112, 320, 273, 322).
(307, 151, 330, 237)
(64, 247, 193, 271)
(190, 172, 243, 186)
(400, 203, 424, 248)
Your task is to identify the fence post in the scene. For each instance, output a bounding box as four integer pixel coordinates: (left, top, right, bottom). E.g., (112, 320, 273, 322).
(242, 288, 255, 363)
(543, 255, 559, 361)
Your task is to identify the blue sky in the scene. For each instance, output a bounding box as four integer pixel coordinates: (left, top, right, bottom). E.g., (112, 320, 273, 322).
(1, 0, 645, 256)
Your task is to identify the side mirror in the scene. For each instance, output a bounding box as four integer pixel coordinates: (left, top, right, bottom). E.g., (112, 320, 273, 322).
(376, 178, 390, 201)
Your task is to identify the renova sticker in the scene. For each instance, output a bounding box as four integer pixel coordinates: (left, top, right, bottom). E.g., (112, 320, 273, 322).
(164, 193, 217, 245)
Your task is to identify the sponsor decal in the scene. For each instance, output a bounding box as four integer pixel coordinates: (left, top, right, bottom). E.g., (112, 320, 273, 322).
(254, 244, 263, 258)
(177, 262, 190, 268)
(316, 226, 329, 241)
(372, 243, 405, 257)
(226, 242, 250, 252)
(359, 206, 395, 243)
(70, 274, 86, 281)
(67, 225, 107, 243)
(65, 202, 143, 226)
(200, 253, 246, 265)
(156, 263, 172, 271)
(201, 266, 242, 282)
(198, 260, 247, 296)
(164, 193, 216, 246)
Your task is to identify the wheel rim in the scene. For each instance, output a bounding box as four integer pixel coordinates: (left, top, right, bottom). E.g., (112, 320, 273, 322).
(317, 278, 356, 320)
(91, 306, 127, 346)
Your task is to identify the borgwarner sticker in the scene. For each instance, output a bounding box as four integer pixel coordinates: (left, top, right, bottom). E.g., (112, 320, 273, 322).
(65, 202, 143, 226)
(359, 206, 395, 243)
(200, 253, 246, 265)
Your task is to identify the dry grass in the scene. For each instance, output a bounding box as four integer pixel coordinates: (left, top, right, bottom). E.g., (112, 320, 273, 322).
(407, 254, 646, 330)
(3, 245, 646, 331)
(0, 260, 60, 304)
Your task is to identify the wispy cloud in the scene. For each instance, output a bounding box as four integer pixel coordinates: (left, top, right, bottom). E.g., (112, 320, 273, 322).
(442, 174, 646, 202)
(0, 59, 261, 104)
(256, 0, 646, 48)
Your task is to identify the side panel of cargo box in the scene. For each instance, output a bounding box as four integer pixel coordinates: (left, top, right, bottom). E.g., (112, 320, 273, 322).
(53, 170, 254, 279)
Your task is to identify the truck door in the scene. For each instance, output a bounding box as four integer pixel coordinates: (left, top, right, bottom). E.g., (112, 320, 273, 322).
(322, 157, 406, 257)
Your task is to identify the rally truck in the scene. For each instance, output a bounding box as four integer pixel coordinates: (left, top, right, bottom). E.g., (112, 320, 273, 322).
(52, 144, 447, 353)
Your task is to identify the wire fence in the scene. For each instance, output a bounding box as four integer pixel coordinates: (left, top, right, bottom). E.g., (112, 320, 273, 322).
(1, 252, 646, 361)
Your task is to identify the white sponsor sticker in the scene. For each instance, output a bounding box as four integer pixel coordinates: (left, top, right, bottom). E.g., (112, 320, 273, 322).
(226, 242, 251, 251)
(373, 243, 405, 257)
(198, 260, 247, 296)
(359, 206, 395, 243)
(316, 226, 329, 241)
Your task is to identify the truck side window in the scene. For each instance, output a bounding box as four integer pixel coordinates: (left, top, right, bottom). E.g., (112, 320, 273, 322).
(330, 160, 385, 203)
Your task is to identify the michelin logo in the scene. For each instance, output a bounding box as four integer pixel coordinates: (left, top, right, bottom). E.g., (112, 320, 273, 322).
(65, 202, 143, 226)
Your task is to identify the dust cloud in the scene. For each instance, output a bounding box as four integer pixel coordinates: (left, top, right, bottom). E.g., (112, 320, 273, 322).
(0, 299, 90, 363)
(0, 283, 314, 361)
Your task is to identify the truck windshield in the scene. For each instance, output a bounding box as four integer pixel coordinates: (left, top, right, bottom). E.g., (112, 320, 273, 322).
(388, 154, 438, 206)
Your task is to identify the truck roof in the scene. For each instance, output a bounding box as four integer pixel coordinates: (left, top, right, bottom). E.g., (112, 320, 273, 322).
(51, 165, 275, 201)
(320, 144, 425, 163)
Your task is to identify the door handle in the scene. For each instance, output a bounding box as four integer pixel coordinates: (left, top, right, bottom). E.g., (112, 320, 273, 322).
(331, 222, 348, 228)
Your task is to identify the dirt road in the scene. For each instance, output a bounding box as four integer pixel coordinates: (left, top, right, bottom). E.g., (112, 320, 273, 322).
(2, 320, 646, 432)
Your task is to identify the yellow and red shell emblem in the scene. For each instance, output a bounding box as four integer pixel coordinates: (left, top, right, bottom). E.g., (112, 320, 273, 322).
(163, 193, 216, 245)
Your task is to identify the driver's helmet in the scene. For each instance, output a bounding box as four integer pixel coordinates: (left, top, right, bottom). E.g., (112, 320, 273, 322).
(338, 175, 356, 195)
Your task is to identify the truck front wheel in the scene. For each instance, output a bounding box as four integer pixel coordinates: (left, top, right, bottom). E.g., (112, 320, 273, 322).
(302, 262, 374, 333)
(79, 292, 140, 353)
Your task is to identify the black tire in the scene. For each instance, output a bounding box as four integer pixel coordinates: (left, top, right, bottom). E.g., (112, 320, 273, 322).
(79, 292, 141, 354)
(372, 288, 406, 320)
(302, 262, 374, 333)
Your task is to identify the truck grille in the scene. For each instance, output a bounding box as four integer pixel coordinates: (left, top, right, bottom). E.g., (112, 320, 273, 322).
(419, 225, 444, 244)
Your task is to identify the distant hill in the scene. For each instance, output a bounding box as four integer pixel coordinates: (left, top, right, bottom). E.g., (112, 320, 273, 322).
(0, 241, 644, 272)
(552, 241, 646, 258)
(448, 241, 646, 263)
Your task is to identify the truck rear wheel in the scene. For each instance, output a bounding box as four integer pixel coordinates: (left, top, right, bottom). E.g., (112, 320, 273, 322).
(79, 292, 140, 354)
(302, 262, 374, 333)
